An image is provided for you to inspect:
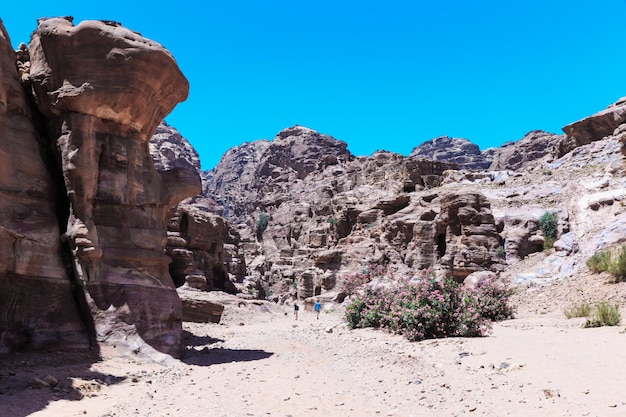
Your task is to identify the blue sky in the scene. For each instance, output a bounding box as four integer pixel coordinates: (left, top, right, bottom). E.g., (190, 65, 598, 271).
(3, 1, 626, 170)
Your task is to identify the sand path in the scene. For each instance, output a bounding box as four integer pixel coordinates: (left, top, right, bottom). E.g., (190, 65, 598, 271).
(1, 304, 625, 417)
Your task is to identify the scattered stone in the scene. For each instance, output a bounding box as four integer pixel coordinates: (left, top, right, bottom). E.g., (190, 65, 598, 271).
(543, 389, 560, 399)
(28, 377, 50, 389)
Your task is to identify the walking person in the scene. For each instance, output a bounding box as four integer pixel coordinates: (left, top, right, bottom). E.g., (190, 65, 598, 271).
(294, 302, 299, 320)
(314, 300, 321, 319)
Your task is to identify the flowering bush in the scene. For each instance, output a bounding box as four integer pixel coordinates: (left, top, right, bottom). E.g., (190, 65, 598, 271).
(469, 275, 516, 321)
(340, 264, 389, 296)
(345, 271, 514, 341)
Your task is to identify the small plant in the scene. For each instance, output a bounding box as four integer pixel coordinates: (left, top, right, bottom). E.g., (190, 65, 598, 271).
(495, 245, 506, 258)
(470, 275, 516, 322)
(542, 169, 553, 176)
(327, 217, 337, 225)
(563, 302, 592, 319)
(608, 247, 626, 282)
(543, 236, 555, 251)
(583, 302, 621, 327)
(587, 249, 611, 273)
(586, 246, 626, 282)
(538, 211, 558, 239)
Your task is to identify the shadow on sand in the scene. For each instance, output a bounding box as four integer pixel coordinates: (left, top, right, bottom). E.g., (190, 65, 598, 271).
(0, 349, 123, 417)
(180, 329, 274, 366)
(0, 327, 274, 415)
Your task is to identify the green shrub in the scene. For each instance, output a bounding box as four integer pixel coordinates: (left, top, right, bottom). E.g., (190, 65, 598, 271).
(543, 236, 555, 250)
(344, 271, 514, 341)
(563, 302, 592, 319)
(586, 246, 626, 282)
(583, 302, 621, 327)
(538, 211, 558, 239)
(607, 247, 626, 282)
(587, 249, 611, 273)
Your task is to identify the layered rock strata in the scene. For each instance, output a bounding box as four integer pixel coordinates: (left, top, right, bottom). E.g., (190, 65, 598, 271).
(409, 136, 492, 170)
(0, 19, 89, 352)
(560, 97, 626, 156)
(0, 18, 198, 357)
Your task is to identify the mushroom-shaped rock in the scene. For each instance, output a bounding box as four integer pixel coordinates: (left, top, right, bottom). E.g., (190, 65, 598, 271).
(28, 17, 199, 358)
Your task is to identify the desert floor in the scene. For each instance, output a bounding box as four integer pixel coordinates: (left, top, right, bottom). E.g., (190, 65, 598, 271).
(1, 279, 626, 417)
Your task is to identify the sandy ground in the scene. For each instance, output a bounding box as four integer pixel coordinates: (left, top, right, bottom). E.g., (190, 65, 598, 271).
(1, 286, 626, 417)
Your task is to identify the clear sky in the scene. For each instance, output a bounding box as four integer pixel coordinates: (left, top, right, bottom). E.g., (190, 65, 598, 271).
(3, 1, 626, 170)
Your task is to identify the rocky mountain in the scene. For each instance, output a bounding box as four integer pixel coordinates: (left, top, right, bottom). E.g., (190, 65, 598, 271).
(204, 128, 509, 301)
(201, 97, 626, 308)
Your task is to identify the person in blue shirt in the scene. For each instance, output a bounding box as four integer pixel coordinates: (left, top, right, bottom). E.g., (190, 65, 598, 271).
(314, 301, 322, 319)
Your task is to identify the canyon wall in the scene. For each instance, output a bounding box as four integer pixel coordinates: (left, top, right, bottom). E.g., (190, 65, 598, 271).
(0, 18, 198, 358)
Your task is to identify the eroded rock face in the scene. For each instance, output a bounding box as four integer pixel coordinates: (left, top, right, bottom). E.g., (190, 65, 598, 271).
(560, 97, 626, 156)
(206, 131, 464, 298)
(432, 192, 505, 280)
(207, 126, 353, 225)
(149, 122, 245, 294)
(0, 19, 88, 352)
(167, 198, 245, 292)
(488, 131, 564, 172)
(32, 18, 197, 357)
(409, 136, 490, 170)
(0, 17, 197, 357)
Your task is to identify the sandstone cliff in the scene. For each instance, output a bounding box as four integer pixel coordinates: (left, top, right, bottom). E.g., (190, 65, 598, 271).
(203, 97, 626, 306)
(0, 18, 198, 358)
(204, 127, 510, 301)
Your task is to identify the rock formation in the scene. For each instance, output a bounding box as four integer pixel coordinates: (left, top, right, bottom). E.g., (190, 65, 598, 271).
(409, 136, 491, 170)
(488, 130, 563, 172)
(166, 197, 245, 292)
(3, 15, 626, 360)
(202, 96, 626, 304)
(560, 97, 626, 156)
(205, 128, 508, 300)
(149, 121, 246, 294)
(0, 19, 89, 352)
(0, 18, 198, 357)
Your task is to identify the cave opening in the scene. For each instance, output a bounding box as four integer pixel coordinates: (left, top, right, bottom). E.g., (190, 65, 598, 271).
(212, 266, 226, 290)
(436, 234, 447, 258)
